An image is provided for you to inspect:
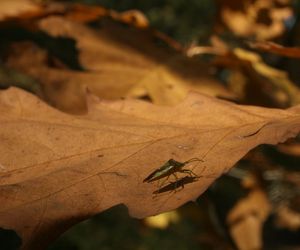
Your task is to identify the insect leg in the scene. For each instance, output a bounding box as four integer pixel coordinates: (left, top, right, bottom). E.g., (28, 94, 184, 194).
(157, 174, 171, 190)
(156, 178, 161, 189)
(153, 178, 163, 198)
(153, 175, 172, 198)
(180, 169, 199, 178)
(171, 173, 180, 190)
(172, 173, 179, 181)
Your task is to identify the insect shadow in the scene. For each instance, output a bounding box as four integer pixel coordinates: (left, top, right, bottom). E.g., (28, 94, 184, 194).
(143, 158, 203, 188)
(153, 176, 199, 195)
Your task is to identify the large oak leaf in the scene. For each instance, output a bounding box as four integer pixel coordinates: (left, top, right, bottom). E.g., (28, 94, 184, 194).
(1, 87, 300, 249)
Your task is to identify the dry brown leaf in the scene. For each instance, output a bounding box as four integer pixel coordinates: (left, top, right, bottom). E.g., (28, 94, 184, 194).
(227, 182, 271, 250)
(249, 41, 300, 59)
(110, 9, 149, 28)
(212, 47, 300, 107)
(185, 35, 229, 57)
(277, 140, 300, 157)
(216, 0, 293, 39)
(0, 1, 142, 26)
(233, 48, 300, 106)
(38, 16, 232, 105)
(0, 0, 41, 21)
(276, 206, 300, 231)
(5, 16, 233, 113)
(62, 3, 108, 23)
(185, 36, 300, 107)
(62, 4, 147, 28)
(1, 87, 300, 249)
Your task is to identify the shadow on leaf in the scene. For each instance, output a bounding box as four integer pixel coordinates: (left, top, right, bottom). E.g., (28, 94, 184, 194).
(153, 176, 199, 195)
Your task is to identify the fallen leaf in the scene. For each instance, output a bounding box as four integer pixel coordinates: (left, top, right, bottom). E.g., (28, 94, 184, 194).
(216, 0, 293, 39)
(234, 48, 300, 106)
(227, 177, 271, 250)
(249, 41, 300, 59)
(5, 16, 233, 113)
(110, 9, 149, 29)
(0, 1, 134, 25)
(1, 87, 300, 249)
(185, 36, 300, 107)
(62, 4, 148, 28)
(62, 3, 108, 23)
(212, 47, 300, 107)
(0, 0, 41, 22)
(276, 206, 300, 231)
(38, 16, 232, 104)
(277, 140, 300, 157)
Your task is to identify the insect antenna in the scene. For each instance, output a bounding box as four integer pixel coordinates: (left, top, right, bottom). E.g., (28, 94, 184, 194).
(184, 157, 205, 178)
(183, 157, 203, 164)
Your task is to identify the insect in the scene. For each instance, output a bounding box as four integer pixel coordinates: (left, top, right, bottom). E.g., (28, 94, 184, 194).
(143, 158, 203, 190)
